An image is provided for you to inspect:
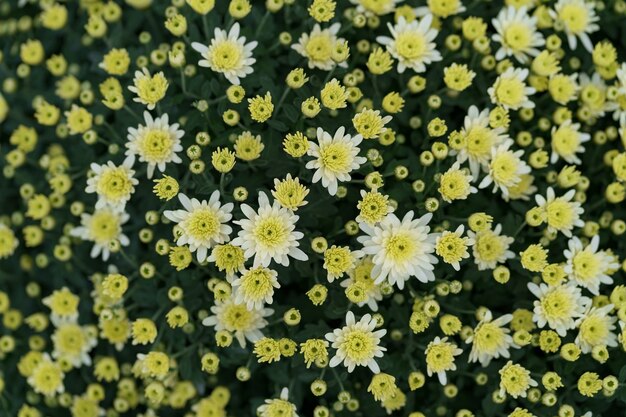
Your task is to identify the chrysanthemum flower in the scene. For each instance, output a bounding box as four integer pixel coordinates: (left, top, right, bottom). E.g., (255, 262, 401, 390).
(306, 127, 367, 196)
(202, 296, 273, 348)
(550, 119, 590, 164)
(467, 311, 517, 366)
(498, 361, 537, 398)
(435, 225, 474, 271)
(125, 111, 184, 179)
(86, 156, 137, 212)
(231, 191, 308, 267)
(164, 191, 234, 263)
(425, 336, 463, 385)
(71, 208, 130, 261)
(550, 0, 599, 51)
(357, 211, 437, 289)
(376, 15, 442, 73)
(534, 187, 584, 237)
(467, 224, 514, 271)
(488, 67, 536, 110)
(492, 6, 544, 63)
(564, 235, 618, 295)
(528, 282, 590, 336)
(450, 106, 508, 179)
(575, 305, 618, 353)
(478, 139, 531, 199)
(191, 23, 257, 85)
(257, 388, 298, 417)
(292, 23, 347, 70)
(231, 266, 280, 310)
(326, 311, 387, 373)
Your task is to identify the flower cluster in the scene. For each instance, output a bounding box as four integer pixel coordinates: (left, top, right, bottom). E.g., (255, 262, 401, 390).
(1, 0, 626, 417)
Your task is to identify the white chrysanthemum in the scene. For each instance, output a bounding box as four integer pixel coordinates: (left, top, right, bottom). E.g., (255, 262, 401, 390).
(425, 336, 463, 385)
(257, 388, 298, 417)
(617, 63, 626, 95)
(125, 111, 184, 179)
(357, 211, 438, 289)
(51, 322, 97, 368)
(479, 139, 531, 199)
(340, 256, 384, 312)
(492, 6, 544, 64)
(575, 305, 618, 353)
(85, 155, 137, 212)
(466, 311, 517, 367)
(528, 282, 590, 337)
(231, 191, 308, 268)
(292, 23, 347, 71)
(467, 224, 514, 271)
(350, 0, 401, 16)
(534, 187, 584, 237)
(376, 15, 442, 73)
(326, 311, 387, 373)
(451, 106, 508, 179)
(0, 223, 19, 259)
(564, 235, 618, 295)
(306, 127, 367, 196)
(70, 208, 130, 261)
(488, 67, 536, 110)
(550, 119, 590, 164)
(578, 72, 611, 118)
(191, 23, 257, 85)
(231, 266, 280, 310)
(414, 0, 466, 18)
(435, 225, 474, 271)
(550, 0, 599, 52)
(202, 296, 273, 348)
(164, 191, 234, 263)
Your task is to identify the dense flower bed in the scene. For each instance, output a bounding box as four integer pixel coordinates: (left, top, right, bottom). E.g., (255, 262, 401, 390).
(1, 0, 626, 416)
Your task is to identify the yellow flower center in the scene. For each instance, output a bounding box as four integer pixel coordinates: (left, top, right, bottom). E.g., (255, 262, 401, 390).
(210, 40, 242, 70)
(360, 0, 393, 14)
(473, 322, 506, 352)
(578, 315, 609, 346)
(89, 211, 120, 244)
(384, 232, 416, 263)
(239, 267, 275, 302)
(253, 216, 288, 248)
(439, 170, 471, 201)
(436, 234, 467, 264)
(264, 400, 296, 417)
(183, 208, 220, 241)
(358, 192, 389, 224)
(341, 329, 376, 362)
(97, 167, 133, 202)
(426, 343, 455, 372)
(324, 246, 353, 276)
(544, 199, 575, 230)
(305, 33, 333, 61)
(319, 142, 352, 173)
(474, 231, 505, 263)
(396, 31, 426, 60)
(222, 304, 254, 331)
(503, 23, 532, 51)
(138, 129, 174, 162)
(541, 289, 574, 321)
(500, 363, 531, 396)
(32, 362, 63, 395)
(552, 126, 579, 158)
(559, 4, 589, 34)
(56, 324, 86, 355)
(495, 77, 525, 107)
(572, 251, 601, 282)
(491, 152, 518, 185)
(465, 126, 493, 158)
